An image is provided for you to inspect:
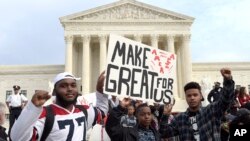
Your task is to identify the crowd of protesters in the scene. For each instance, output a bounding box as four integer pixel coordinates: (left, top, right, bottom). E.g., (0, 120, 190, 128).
(0, 68, 249, 141)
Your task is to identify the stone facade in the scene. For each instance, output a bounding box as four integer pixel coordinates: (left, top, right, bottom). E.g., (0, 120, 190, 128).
(0, 65, 64, 103)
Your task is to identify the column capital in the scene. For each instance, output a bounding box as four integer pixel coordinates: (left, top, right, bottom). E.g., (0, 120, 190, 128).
(98, 34, 107, 41)
(166, 35, 175, 41)
(64, 35, 74, 43)
(134, 34, 143, 42)
(81, 35, 90, 43)
(150, 34, 159, 48)
(181, 34, 191, 41)
(150, 34, 159, 40)
(165, 34, 175, 53)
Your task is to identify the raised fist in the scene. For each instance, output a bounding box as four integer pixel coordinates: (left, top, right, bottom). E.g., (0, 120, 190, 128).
(220, 68, 232, 80)
(96, 71, 105, 94)
(31, 90, 51, 107)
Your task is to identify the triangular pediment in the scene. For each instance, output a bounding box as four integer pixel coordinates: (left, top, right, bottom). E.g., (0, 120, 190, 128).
(60, 0, 194, 22)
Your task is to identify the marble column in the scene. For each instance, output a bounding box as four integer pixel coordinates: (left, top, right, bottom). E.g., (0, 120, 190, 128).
(99, 34, 107, 73)
(81, 35, 91, 94)
(166, 35, 175, 53)
(134, 34, 142, 42)
(65, 35, 74, 73)
(181, 34, 192, 93)
(165, 34, 178, 100)
(150, 34, 159, 48)
(178, 45, 184, 99)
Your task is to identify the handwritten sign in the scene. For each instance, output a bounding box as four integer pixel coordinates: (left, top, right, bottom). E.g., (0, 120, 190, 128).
(104, 34, 176, 104)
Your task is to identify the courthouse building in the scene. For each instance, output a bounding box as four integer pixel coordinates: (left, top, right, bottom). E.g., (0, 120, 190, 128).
(1, 0, 250, 111)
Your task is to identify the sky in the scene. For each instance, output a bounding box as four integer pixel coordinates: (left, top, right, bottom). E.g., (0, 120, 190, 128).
(0, 0, 249, 65)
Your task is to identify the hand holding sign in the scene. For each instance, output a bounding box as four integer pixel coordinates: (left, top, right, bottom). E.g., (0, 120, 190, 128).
(96, 71, 106, 94)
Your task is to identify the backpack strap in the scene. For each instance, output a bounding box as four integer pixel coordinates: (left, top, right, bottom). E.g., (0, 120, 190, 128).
(91, 107, 99, 126)
(75, 105, 88, 141)
(40, 105, 54, 141)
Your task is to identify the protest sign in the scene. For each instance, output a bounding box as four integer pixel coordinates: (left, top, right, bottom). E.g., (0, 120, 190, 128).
(104, 34, 176, 104)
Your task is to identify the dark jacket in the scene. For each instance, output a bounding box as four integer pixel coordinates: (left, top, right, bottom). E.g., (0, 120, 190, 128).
(207, 87, 222, 103)
(160, 78, 235, 141)
(0, 126, 7, 141)
(106, 105, 160, 141)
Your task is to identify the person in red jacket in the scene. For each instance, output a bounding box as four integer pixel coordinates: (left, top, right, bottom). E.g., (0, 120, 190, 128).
(238, 86, 250, 110)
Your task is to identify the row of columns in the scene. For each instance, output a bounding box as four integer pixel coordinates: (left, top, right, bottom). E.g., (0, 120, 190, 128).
(64, 34, 192, 97)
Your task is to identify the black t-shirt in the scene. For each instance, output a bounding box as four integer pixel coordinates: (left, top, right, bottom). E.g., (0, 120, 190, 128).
(189, 112, 200, 141)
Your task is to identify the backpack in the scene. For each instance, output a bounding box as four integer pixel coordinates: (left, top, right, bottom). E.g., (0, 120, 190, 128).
(40, 105, 88, 141)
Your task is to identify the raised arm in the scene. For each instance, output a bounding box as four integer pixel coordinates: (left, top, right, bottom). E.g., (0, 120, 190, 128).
(159, 104, 179, 140)
(209, 68, 235, 118)
(105, 98, 136, 140)
(95, 71, 109, 114)
(83, 71, 109, 129)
